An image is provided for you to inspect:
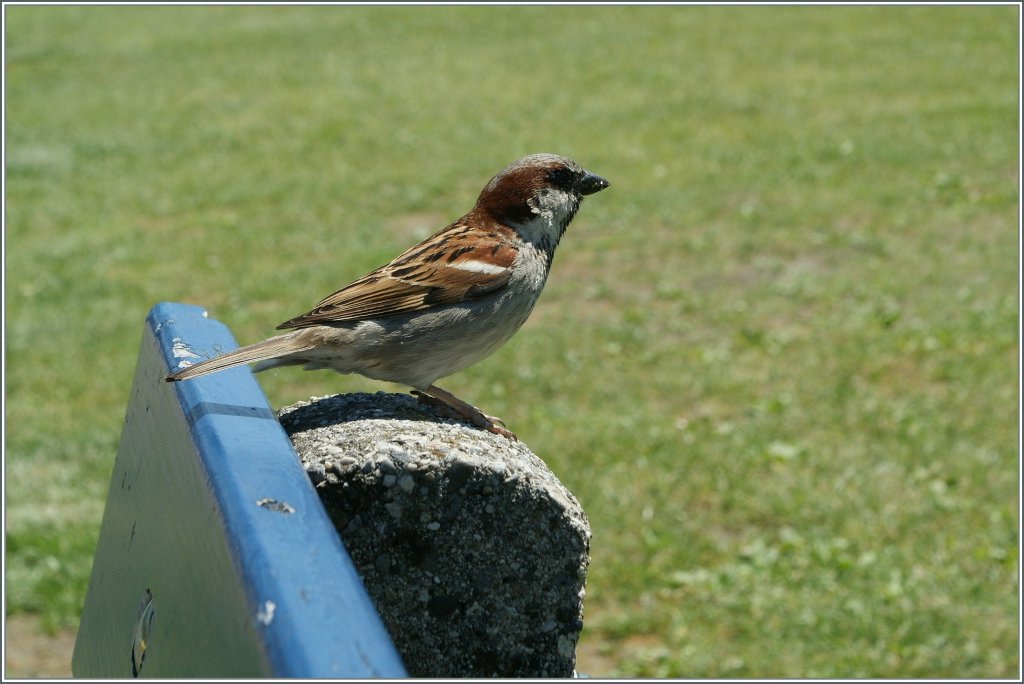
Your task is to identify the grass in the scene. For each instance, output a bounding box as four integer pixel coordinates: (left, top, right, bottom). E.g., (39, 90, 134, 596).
(4, 5, 1019, 678)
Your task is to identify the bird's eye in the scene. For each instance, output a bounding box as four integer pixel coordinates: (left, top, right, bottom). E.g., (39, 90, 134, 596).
(547, 167, 575, 188)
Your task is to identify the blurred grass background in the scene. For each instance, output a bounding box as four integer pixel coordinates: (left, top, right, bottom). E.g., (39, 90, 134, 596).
(4, 5, 1019, 677)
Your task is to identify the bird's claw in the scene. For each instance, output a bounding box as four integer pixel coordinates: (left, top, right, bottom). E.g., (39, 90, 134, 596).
(412, 390, 517, 441)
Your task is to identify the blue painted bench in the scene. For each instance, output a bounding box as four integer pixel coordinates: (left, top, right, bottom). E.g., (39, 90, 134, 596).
(72, 302, 406, 678)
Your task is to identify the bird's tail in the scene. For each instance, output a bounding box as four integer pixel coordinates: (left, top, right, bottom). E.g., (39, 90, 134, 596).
(165, 330, 319, 382)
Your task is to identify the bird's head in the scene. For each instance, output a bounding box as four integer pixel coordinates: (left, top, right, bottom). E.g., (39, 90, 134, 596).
(474, 153, 609, 249)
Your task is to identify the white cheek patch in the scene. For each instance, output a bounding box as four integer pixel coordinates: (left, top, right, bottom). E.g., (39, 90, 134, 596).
(529, 188, 578, 225)
(448, 260, 509, 275)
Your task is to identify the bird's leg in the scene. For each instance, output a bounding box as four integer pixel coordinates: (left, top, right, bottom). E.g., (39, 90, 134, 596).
(412, 384, 517, 441)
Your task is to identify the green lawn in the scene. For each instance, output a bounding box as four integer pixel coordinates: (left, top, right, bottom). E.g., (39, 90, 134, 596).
(5, 5, 1018, 677)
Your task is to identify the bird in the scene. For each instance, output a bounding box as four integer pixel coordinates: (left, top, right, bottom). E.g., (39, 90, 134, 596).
(166, 153, 609, 440)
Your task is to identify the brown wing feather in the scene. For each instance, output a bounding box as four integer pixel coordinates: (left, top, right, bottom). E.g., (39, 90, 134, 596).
(277, 222, 519, 330)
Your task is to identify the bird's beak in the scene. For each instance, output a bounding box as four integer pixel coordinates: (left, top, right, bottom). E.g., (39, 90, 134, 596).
(579, 171, 610, 196)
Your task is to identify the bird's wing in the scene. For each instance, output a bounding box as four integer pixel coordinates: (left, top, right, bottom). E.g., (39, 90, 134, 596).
(276, 223, 519, 329)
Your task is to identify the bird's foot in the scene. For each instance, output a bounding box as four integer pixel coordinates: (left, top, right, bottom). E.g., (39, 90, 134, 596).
(412, 386, 518, 441)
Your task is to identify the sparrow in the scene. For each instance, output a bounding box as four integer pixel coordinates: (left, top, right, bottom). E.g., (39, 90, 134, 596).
(166, 153, 609, 440)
